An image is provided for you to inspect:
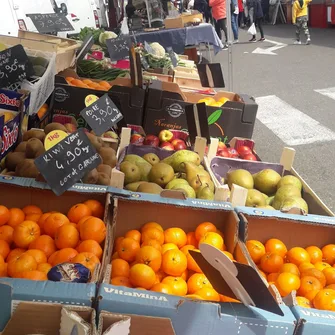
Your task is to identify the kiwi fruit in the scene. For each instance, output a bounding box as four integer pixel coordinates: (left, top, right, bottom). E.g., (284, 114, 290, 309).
(82, 168, 99, 184)
(44, 123, 67, 135)
(15, 159, 39, 178)
(15, 141, 27, 152)
(97, 172, 111, 186)
(99, 147, 117, 168)
(23, 129, 46, 142)
(97, 164, 112, 178)
(5, 152, 25, 171)
(25, 138, 45, 158)
(86, 133, 104, 152)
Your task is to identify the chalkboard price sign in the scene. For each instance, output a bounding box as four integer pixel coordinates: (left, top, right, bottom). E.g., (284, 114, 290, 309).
(27, 13, 74, 33)
(80, 94, 123, 136)
(0, 45, 34, 88)
(34, 129, 102, 196)
(106, 35, 131, 61)
(166, 47, 178, 67)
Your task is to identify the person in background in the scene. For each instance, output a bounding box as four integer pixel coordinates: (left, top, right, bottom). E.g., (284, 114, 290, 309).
(231, 0, 239, 43)
(194, 0, 211, 23)
(238, 0, 245, 27)
(292, 0, 311, 45)
(248, 0, 265, 42)
(210, 0, 228, 49)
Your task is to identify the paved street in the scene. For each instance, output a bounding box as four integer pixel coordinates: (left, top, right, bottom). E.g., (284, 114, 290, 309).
(214, 24, 335, 211)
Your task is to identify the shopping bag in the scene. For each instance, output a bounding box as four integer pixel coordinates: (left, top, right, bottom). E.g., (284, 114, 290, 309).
(248, 23, 256, 35)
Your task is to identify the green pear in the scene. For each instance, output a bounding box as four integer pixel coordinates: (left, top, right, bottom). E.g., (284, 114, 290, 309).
(245, 189, 266, 207)
(277, 175, 303, 191)
(184, 162, 210, 183)
(148, 163, 175, 187)
(124, 154, 148, 165)
(137, 182, 163, 194)
(254, 169, 282, 195)
(120, 161, 141, 184)
(172, 184, 196, 198)
(197, 184, 214, 200)
(188, 175, 213, 192)
(143, 153, 160, 166)
(266, 196, 275, 206)
(272, 185, 302, 210)
(124, 154, 152, 181)
(165, 178, 189, 190)
(280, 197, 308, 214)
(257, 205, 275, 210)
(227, 169, 254, 189)
(161, 150, 200, 172)
(125, 181, 147, 191)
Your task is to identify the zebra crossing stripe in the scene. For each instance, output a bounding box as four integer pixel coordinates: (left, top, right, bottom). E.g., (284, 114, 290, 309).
(255, 95, 335, 146)
(314, 87, 335, 100)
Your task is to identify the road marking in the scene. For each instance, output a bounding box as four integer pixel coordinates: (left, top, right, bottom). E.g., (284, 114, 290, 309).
(252, 39, 287, 55)
(315, 87, 335, 100)
(255, 95, 335, 146)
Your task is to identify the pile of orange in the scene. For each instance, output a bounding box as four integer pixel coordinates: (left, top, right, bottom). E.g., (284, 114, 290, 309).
(0, 200, 106, 281)
(111, 221, 240, 303)
(246, 239, 335, 311)
(66, 77, 111, 91)
(37, 103, 49, 119)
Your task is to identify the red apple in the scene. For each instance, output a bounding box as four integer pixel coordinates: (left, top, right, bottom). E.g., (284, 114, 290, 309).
(171, 139, 184, 147)
(217, 141, 227, 151)
(243, 153, 257, 161)
(160, 142, 175, 150)
(130, 134, 144, 145)
(144, 135, 160, 147)
(237, 145, 252, 157)
(217, 149, 230, 157)
(174, 141, 187, 151)
(159, 130, 174, 143)
(227, 148, 239, 158)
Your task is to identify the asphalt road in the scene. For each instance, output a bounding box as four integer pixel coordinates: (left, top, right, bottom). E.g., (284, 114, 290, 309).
(213, 24, 335, 212)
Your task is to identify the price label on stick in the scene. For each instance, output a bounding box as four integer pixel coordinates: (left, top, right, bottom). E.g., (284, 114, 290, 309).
(34, 129, 102, 196)
(0, 45, 34, 87)
(80, 94, 123, 136)
(166, 47, 178, 67)
(106, 35, 131, 61)
(144, 41, 154, 54)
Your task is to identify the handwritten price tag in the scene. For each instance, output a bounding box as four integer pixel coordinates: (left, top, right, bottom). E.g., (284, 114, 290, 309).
(105, 35, 131, 61)
(27, 13, 74, 33)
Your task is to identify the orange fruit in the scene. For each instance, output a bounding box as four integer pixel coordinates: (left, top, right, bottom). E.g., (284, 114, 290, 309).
(141, 222, 163, 232)
(184, 294, 203, 300)
(83, 200, 104, 218)
(117, 238, 140, 262)
(136, 246, 162, 272)
(156, 270, 166, 282)
(129, 264, 156, 289)
(13, 221, 40, 248)
(258, 269, 267, 280)
(301, 268, 326, 287)
(7, 208, 25, 228)
(322, 244, 335, 265)
(0, 206, 10, 226)
(48, 251, 59, 265)
(37, 263, 52, 274)
(125, 230, 141, 243)
(194, 287, 220, 301)
(76, 240, 103, 260)
(315, 261, 331, 272)
(71, 79, 84, 87)
(82, 79, 93, 85)
(296, 296, 312, 308)
(305, 246, 323, 264)
(6, 248, 26, 262)
(305, 289, 321, 302)
(181, 269, 188, 281)
(246, 240, 266, 264)
(111, 259, 130, 278)
(22, 205, 42, 216)
(0, 262, 7, 277)
(162, 249, 187, 276)
(313, 289, 335, 311)
(219, 295, 240, 303)
(164, 228, 187, 248)
(37, 213, 52, 233)
(323, 267, 335, 286)
(161, 243, 179, 255)
(87, 82, 100, 89)
(195, 222, 216, 241)
(99, 81, 111, 89)
(73, 252, 100, 274)
(141, 239, 162, 252)
(25, 213, 41, 222)
(141, 228, 164, 245)
(0, 240, 10, 260)
(29, 235, 56, 258)
(7, 253, 37, 277)
(260, 252, 284, 273)
(65, 76, 75, 83)
(0, 225, 14, 245)
(275, 273, 300, 297)
(67, 204, 92, 224)
(180, 244, 195, 255)
(55, 224, 79, 249)
(186, 249, 202, 273)
(267, 272, 279, 282)
(186, 232, 198, 247)
(299, 262, 315, 272)
(265, 238, 287, 258)
(286, 247, 310, 266)
(151, 283, 173, 294)
(326, 284, 335, 290)
(79, 217, 106, 243)
(111, 276, 132, 287)
(199, 232, 224, 250)
(25, 249, 47, 264)
(18, 270, 47, 281)
(187, 273, 213, 294)
(114, 237, 124, 252)
(77, 216, 93, 231)
(112, 252, 119, 260)
(279, 263, 300, 276)
(50, 248, 78, 266)
(223, 251, 234, 261)
(162, 276, 187, 296)
(44, 213, 69, 238)
(298, 276, 323, 297)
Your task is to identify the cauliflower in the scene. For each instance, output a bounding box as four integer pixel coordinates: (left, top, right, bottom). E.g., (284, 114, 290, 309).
(150, 42, 165, 59)
(99, 31, 118, 46)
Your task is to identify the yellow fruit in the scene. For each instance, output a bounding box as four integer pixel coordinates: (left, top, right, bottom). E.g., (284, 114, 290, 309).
(218, 97, 230, 104)
(208, 102, 223, 107)
(197, 97, 216, 106)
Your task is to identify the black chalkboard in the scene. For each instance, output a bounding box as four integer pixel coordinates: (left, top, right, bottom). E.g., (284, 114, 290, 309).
(166, 47, 178, 67)
(27, 13, 74, 33)
(106, 35, 131, 61)
(80, 94, 124, 136)
(34, 129, 102, 196)
(0, 45, 34, 88)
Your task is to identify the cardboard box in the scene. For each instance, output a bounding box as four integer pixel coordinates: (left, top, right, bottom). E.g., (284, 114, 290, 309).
(2, 301, 96, 335)
(0, 177, 110, 332)
(53, 69, 145, 128)
(28, 91, 54, 130)
(97, 191, 297, 335)
(164, 12, 203, 29)
(0, 89, 30, 160)
(237, 207, 335, 334)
